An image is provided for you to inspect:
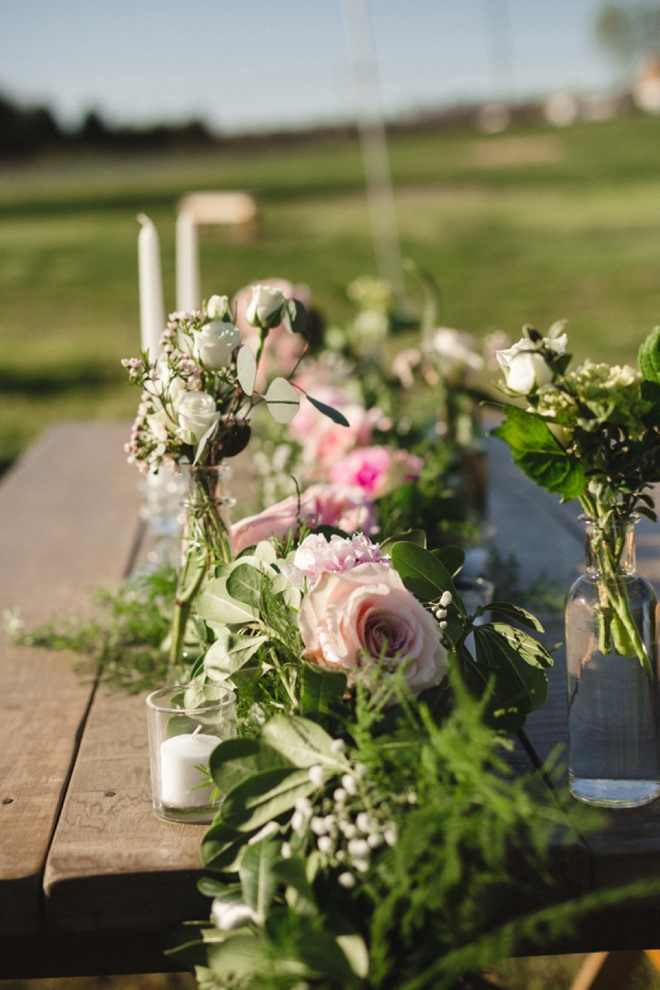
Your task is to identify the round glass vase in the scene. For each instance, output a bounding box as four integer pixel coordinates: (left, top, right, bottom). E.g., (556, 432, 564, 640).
(565, 515, 660, 808)
(168, 462, 235, 678)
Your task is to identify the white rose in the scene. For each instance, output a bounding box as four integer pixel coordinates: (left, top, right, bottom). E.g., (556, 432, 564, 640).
(192, 321, 241, 369)
(496, 340, 554, 394)
(246, 284, 286, 328)
(176, 391, 218, 443)
(206, 294, 230, 319)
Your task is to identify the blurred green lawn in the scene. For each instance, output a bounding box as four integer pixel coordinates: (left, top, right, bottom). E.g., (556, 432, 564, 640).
(2, 111, 660, 470)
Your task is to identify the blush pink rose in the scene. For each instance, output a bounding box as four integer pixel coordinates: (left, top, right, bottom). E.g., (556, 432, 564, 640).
(329, 446, 424, 499)
(298, 561, 447, 696)
(232, 484, 375, 553)
(287, 386, 385, 475)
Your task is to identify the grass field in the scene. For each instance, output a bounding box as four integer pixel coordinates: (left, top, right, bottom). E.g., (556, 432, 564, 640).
(2, 111, 660, 469)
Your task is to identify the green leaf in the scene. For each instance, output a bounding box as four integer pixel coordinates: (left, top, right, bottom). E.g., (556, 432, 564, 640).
(197, 576, 259, 625)
(265, 377, 300, 424)
(236, 345, 257, 396)
(197, 877, 242, 899)
(204, 630, 268, 682)
(456, 648, 528, 734)
(641, 379, 660, 427)
(200, 820, 251, 872)
(206, 934, 265, 980)
(473, 626, 549, 721)
(272, 857, 317, 913)
(305, 394, 350, 427)
(639, 326, 660, 384)
(297, 924, 359, 987)
(484, 601, 544, 632)
(239, 837, 280, 918)
(379, 529, 427, 553)
(284, 297, 308, 335)
(492, 406, 586, 500)
(336, 935, 370, 979)
(490, 622, 554, 669)
(431, 545, 465, 578)
(210, 737, 294, 795)
(261, 715, 347, 771)
(222, 767, 316, 831)
(300, 663, 347, 718)
(390, 541, 463, 610)
(226, 564, 263, 609)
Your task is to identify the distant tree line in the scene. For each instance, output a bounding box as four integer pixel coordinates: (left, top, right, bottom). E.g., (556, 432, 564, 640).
(0, 94, 217, 158)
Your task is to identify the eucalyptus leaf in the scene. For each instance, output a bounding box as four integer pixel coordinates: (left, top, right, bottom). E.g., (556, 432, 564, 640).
(200, 820, 251, 873)
(297, 924, 360, 987)
(204, 630, 268, 682)
(239, 837, 280, 918)
(261, 715, 347, 770)
(265, 378, 300, 424)
(197, 577, 259, 625)
(305, 394, 350, 427)
(336, 934, 370, 979)
(197, 877, 242, 899)
(236, 346, 257, 396)
(227, 564, 263, 609)
(206, 935, 265, 980)
(222, 767, 316, 831)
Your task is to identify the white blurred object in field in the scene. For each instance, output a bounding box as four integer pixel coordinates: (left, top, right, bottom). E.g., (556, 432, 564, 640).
(634, 54, 660, 113)
(477, 103, 511, 134)
(137, 214, 165, 360)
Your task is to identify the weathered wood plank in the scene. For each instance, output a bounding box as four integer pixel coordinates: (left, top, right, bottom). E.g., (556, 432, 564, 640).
(0, 421, 141, 934)
(43, 687, 209, 932)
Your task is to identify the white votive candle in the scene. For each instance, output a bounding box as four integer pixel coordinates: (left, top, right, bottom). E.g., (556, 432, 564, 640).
(160, 731, 218, 808)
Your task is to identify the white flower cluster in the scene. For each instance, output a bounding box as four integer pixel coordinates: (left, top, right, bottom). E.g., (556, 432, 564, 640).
(432, 590, 453, 630)
(285, 750, 398, 892)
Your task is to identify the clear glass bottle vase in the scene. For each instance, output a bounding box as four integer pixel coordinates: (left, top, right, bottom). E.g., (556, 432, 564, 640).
(168, 461, 235, 677)
(566, 515, 660, 807)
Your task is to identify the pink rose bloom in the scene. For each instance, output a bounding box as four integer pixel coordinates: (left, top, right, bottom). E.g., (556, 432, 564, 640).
(292, 532, 385, 586)
(330, 446, 424, 499)
(298, 561, 447, 696)
(232, 484, 375, 554)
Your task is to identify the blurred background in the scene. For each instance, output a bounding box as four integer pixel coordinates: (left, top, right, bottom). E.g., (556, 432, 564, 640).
(3, 0, 660, 473)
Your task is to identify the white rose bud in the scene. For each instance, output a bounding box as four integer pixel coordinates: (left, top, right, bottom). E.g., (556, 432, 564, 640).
(192, 321, 241, 370)
(496, 340, 554, 394)
(206, 294, 230, 319)
(246, 284, 286, 328)
(176, 391, 218, 443)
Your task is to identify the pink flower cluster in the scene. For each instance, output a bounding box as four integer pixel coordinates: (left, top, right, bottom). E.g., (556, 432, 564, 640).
(330, 446, 424, 499)
(231, 484, 375, 554)
(288, 532, 385, 587)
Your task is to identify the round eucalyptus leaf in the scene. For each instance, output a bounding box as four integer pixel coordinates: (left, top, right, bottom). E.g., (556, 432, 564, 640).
(236, 346, 257, 396)
(265, 377, 300, 424)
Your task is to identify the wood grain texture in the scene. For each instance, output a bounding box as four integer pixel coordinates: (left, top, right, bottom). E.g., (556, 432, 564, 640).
(44, 687, 208, 931)
(0, 422, 141, 934)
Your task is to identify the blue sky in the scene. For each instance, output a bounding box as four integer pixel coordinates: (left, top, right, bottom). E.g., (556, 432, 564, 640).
(0, 0, 618, 133)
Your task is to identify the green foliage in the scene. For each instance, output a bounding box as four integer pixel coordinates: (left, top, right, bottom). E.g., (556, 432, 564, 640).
(491, 407, 586, 502)
(168, 679, 657, 990)
(9, 564, 176, 693)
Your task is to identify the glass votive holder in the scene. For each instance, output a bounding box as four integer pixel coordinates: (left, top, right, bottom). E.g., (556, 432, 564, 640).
(146, 684, 237, 823)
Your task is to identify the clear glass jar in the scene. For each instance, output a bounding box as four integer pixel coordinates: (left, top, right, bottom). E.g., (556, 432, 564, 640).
(566, 516, 660, 807)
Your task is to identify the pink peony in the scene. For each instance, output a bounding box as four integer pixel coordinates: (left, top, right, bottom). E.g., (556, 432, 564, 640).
(291, 532, 385, 586)
(330, 446, 424, 499)
(298, 562, 447, 696)
(232, 484, 375, 554)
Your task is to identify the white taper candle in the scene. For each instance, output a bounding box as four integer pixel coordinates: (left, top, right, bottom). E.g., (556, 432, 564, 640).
(137, 213, 165, 360)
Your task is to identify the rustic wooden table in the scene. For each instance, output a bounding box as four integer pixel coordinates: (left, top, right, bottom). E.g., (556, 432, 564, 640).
(2, 422, 660, 979)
